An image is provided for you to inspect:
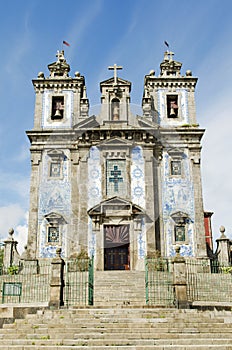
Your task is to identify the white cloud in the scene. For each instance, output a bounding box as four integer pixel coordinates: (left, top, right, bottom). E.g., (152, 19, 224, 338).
(14, 216, 28, 254)
(0, 172, 30, 202)
(0, 204, 25, 239)
(0, 205, 28, 255)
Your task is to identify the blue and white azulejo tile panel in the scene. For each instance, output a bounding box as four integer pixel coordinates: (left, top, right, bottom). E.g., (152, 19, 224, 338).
(161, 150, 195, 257)
(38, 150, 71, 258)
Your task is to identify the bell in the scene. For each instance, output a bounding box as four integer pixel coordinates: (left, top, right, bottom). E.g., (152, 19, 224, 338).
(53, 109, 62, 118)
(113, 106, 119, 120)
(169, 107, 176, 117)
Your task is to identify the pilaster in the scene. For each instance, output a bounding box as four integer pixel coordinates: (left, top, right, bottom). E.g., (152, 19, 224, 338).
(27, 151, 42, 259)
(70, 149, 80, 256)
(77, 148, 89, 252)
(190, 148, 207, 257)
(143, 147, 156, 253)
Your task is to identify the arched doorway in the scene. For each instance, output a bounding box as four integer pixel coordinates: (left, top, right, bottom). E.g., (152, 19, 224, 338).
(104, 225, 130, 270)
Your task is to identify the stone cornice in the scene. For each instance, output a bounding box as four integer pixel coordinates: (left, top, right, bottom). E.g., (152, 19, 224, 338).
(144, 75, 198, 90)
(26, 126, 204, 148)
(160, 127, 205, 140)
(32, 77, 85, 92)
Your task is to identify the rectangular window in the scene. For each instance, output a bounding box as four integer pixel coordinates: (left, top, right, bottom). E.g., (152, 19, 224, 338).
(106, 160, 126, 196)
(51, 96, 64, 120)
(48, 226, 59, 243)
(171, 160, 181, 176)
(50, 161, 62, 178)
(167, 95, 178, 118)
(174, 225, 185, 242)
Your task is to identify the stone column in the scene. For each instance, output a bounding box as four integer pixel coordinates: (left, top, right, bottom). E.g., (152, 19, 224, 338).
(172, 246, 189, 309)
(34, 92, 43, 129)
(190, 149, 207, 257)
(49, 248, 65, 308)
(153, 147, 163, 254)
(70, 149, 80, 255)
(3, 229, 20, 267)
(77, 148, 89, 253)
(27, 151, 42, 259)
(93, 219, 102, 270)
(143, 147, 156, 253)
(216, 226, 231, 266)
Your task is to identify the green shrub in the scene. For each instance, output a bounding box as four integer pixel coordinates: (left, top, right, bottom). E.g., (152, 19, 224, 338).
(7, 265, 19, 275)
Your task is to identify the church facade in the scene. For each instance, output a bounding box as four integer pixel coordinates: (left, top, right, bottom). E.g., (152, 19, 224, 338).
(26, 50, 207, 270)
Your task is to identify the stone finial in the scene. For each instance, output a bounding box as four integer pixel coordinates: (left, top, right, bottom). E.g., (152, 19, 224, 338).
(83, 86, 87, 99)
(219, 225, 226, 238)
(9, 228, 14, 234)
(149, 69, 155, 76)
(8, 228, 14, 239)
(186, 70, 192, 76)
(56, 50, 65, 63)
(47, 50, 70, 78)
(37, 72, 45, 79)
(75, 71, 80, 77)
(160, 51, 182, 77)
(164, 51, 169, 61)
(175, 244, 181, 256)
(56, 247, 62, 258)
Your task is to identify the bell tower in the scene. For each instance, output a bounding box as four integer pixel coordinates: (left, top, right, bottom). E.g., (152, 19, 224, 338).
(98, 64, 132, 125)
(143, 50, 197, 127)
(142, 50, 206, 257)
(26, 50, 89, 259)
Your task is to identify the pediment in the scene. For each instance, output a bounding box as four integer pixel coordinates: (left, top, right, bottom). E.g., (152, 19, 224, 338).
(88, 196, 144, 217)
(47, 149, 64, 159)
(171, 211, 189, 224)
(167, 147, 184, 158)
(44, 212, 67, 224)
(98, 137, 133, 148)
(73, 115, 100, 129)
(137, 116, 157, 128)
(100, 77, 131, 91)
(161, 60, 182, 69)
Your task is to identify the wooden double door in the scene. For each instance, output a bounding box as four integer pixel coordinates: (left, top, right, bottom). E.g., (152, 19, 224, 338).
(104, 225, 130, 270)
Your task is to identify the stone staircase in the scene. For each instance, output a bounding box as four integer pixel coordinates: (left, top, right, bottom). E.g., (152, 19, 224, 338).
(94, 270, 146, 307)
(0, 307, 232, 349)
(0, 270, 232, 349)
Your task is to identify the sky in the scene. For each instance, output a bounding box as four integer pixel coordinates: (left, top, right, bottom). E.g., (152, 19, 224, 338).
(0, 0, 232, 253)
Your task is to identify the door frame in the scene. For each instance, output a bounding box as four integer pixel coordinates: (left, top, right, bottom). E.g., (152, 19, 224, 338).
(104, 224, 130, 270)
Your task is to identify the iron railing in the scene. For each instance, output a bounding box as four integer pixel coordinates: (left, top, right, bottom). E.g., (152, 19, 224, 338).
(64, 257, 94, 307)
(145, 257, 174, 307)
(0, 260, 51, 304)
(88, 256, 94, 305)
(186, 259, 232, 303)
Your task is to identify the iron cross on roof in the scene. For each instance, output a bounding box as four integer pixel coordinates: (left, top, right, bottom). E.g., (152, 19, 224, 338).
(108, 63, 123, 84)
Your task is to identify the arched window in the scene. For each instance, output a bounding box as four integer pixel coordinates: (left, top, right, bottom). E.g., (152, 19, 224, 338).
(111, 98, 120, 120)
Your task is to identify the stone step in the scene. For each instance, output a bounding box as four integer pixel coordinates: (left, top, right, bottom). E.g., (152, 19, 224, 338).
(0, 345, 231, 350)
(0, 337, 232, 346)
(2, 327, 232, 337)
(94, 271, 146, 306)
(1, 307, 232, 349)
(3, 319, 231, 329)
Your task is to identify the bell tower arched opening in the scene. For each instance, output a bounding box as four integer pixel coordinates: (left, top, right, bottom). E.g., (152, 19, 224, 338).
(111, 98, 120, 120)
